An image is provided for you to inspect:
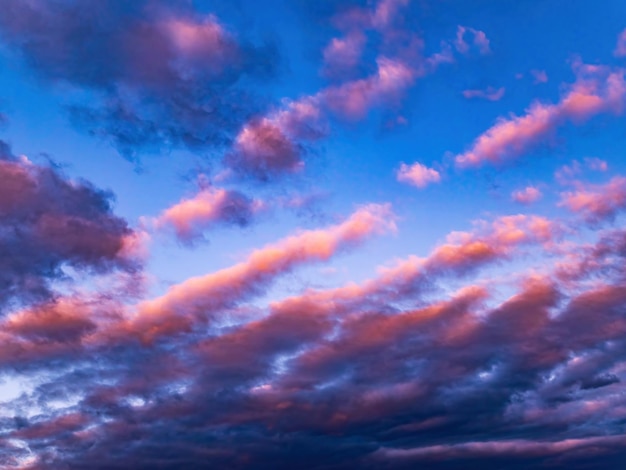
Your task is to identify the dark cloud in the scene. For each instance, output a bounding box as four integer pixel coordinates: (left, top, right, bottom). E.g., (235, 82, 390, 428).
(0, 0, 279, 159)
(0, 140, 136, 312)
(0, 211, 625, 469)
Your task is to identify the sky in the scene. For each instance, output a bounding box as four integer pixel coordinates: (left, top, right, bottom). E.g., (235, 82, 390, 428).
(1, 0, 626, 468)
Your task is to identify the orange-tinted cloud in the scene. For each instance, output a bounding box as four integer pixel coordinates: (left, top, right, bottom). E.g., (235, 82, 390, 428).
(153, 186, 264, 242)
(131, 203, 396, 340)
(456, 63, 626, 167)
(560, 176, 626, 222)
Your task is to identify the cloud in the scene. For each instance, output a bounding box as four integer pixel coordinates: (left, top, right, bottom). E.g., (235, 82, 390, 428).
(375, 435, 626, 466)
(5, 299, 97, 344)
(224, 0, 486, 179)
(7, 3, 626, 468)
(0, 0, 278, 159)
(0, 141, 138, 312)
(397, 161, 441, 188)
(153, 186, 264, 242)
(225, 53, 428, 179)
(512, 186, 542, 204)
(322, 31, 367, 78)
(456, 62, 626, 168)
(531, 69, 549, 84)
(130, 203, 396, 341)
(462, 86, 505, 101)
(555, 157, 609, 184)
(321, 57, 417, 120)
(3, 206, 626, 469)
(225, 97, 325, 179)
(454, 26, 491, 55)
(559, 176, 626, 223)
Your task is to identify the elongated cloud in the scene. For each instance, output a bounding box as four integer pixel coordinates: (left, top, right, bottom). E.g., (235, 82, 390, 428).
(376, 435, 626, 463)
(456, 62, 626, 167)
(153, 187, 263, 242)
(462, 86, 505, 101)
(132, 203, 396, 340)
(560, 176, 626, 222)
(270, 214, 559, 320)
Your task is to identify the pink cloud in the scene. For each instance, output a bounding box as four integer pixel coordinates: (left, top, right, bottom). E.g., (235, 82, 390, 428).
(456, 101, 558, 167)
(455, 26, 491, 55)
(555, 157, 609, 184)
(371, 0, 410, 30)
(322, 31, 367, 77)
(512, 186, 542, 204)
(377, 435, 626, 461)
(321, 57, 416, 120)
(227, 97, 324, 178)
(462, 86, 505, 101)
(560, 176, 626, 223)
(154, 187, 263, 242)
(227, 0, 483, 178)
(396, 161, 441, 188)
(586, 156, 609, 171)
(456, 63, 626, 167)
(162, 16, 236, 78)
(269, 214, 560, 321)
(331, 0, 409, 34)
(5, 298, 96, 343)
(425, 42, 456, 68)
(425, 215, 557, 273)
(132, 204, 396, 340)
(14, 413, 90, 440)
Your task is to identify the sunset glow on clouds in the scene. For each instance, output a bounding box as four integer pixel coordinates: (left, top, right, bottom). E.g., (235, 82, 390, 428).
(1, 1, 626, 469)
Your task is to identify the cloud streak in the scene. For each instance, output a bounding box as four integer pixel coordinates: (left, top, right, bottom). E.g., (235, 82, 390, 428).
(153, 186, 264, 242)
(456, 62, 626, 168)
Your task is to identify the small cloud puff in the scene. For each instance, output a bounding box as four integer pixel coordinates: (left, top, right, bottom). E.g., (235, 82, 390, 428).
(397, 161, 441, 188)
(512, 186, 542, 204)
